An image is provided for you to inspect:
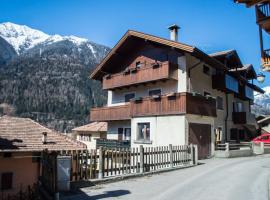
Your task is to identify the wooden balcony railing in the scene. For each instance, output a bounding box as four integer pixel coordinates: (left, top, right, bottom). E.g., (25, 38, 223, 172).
(261, 49, 270, 68)
(90, 104, 131, 121)
(90, 93, 217, 121)
(102, 61, 178, 90)
(232, 112, 247, 124)
(256, 3, 270, 33)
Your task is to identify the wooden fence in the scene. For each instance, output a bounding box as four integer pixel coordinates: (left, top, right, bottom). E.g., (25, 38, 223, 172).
(54, 144, 197, 181)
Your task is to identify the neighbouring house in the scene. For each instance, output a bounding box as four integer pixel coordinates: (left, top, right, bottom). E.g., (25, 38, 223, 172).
(89, 25, 264, 159)
(72, 122, 107, 149)
(0, 115, 86, 197)
(235, 0, 270, 71)
(257, 116, 270, 133)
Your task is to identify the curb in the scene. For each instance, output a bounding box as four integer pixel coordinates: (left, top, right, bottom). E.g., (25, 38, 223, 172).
(70, 164, 197, 190)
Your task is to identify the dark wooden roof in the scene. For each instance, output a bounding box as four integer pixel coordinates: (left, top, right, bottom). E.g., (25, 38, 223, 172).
(0, 116, 86, 152)
(90, 30, 228, 80)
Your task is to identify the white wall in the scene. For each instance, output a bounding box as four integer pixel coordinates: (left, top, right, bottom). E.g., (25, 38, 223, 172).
(131, 115, 186, 148)
(177, 55, 187, 93)
(75, 131, 103, 150)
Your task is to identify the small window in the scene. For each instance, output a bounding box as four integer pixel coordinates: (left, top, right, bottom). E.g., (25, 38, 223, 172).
(149, 89, 161, 96)
(203, 65, 210, 75)
(125, 93, 135, 102)
(216, 96, 223, 110)
(137, 123, 150, 141)
(1, 172, 13, 190)
(136, 61, 141, 68)
(233, 102, 244, 112)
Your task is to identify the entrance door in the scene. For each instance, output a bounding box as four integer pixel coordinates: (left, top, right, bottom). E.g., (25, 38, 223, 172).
(189, 123, 211, 159)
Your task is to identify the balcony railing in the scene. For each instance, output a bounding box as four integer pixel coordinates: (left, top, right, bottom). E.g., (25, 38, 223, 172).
(102, 61, 178, 90)
(232, 112, 247, 124)
(212, 74, 239, 94)
(90, 104, 131, 121)
(90, 92, 217, 121)
(261, 49, 270, 68)
(256, 3, 270, 34)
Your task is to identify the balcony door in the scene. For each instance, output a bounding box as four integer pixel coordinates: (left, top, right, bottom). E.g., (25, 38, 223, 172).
(118, 128, 123, 141)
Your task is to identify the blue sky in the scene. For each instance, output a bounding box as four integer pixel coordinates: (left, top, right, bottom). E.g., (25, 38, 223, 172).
(1, 0, 269, 86)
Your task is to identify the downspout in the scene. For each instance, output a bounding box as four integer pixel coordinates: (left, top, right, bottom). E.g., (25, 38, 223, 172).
(187, 61, 202, 92)
(224, 93, 229, 143)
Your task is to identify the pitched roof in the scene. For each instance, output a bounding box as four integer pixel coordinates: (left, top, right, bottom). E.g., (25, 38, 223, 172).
(208, 49, 235, 57)
(229, 64, 257, 79)
(0, 116, 86, 152)
(90, 30, 228, 80)
(72, 122, 107, 132)
(258, 116, 270, 124)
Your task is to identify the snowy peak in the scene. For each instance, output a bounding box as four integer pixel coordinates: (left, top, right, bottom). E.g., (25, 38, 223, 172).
(0, 22, 49, 54)
(0, 22, 89, 54)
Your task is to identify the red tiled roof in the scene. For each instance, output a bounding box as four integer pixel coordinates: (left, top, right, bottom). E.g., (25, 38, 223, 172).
(72, 122, 107, 132)
(0, 116, 86, 152)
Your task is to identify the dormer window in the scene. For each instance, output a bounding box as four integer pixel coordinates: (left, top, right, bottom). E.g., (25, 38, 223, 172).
(136, 61, 141, 69)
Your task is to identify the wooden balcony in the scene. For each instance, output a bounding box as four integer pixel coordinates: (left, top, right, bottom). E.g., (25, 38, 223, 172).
(212, 74, 239, 94)
(102, 61, 178, 90)
(90, 104, 131, 121)
(232, 112, 247, 124)
(261, 49, 270, 69)
(256, 3, 270, 33)
(90, 93, 217, 121)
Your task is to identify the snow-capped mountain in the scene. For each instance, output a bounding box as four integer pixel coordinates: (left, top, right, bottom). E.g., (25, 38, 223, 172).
(0, 22, 97, 56)
(253, 86, 270, 115)
(0, 22, 110, 132)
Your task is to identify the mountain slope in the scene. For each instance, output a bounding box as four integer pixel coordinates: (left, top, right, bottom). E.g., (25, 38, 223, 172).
(253, 86, 270, 116)
(0, 22, 109, 132)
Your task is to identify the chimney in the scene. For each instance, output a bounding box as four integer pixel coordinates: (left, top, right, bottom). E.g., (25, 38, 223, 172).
(168, 24, 180, 41)
(42, 132, 47, 144)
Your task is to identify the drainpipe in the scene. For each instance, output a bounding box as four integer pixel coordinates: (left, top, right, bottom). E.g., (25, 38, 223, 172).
(187, 61, 202, 93)
(224, 93, 229, 143)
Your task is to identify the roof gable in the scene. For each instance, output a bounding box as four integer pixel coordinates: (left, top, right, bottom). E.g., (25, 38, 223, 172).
(90, 30, 227, 80)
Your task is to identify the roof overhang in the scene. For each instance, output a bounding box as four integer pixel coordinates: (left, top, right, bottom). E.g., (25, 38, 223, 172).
(90, 30, 228, 81)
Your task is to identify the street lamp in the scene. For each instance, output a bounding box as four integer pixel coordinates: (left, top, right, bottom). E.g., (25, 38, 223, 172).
(257, 72, 265, 83)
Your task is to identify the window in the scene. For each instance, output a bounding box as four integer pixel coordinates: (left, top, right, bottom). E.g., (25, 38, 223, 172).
(225, 75, 238, 93)
(137, 123, 150, 141)
(124, 128, 131, 141)
(245, 86, 254, 100)
(124, 93, 135, 102)
(203, 65, 210, 75)
(136, 61, 141, 68)
(233, 102, 244, 112)
(216, 96, 223, 110)
(118, 128, 123, 141)
(149, 89, 161, 96)
(1, 172, 13, 190)
(78, 134, 91, 142)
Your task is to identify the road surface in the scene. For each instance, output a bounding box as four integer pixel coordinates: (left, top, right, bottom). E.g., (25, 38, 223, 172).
(62, 154, 270, 200)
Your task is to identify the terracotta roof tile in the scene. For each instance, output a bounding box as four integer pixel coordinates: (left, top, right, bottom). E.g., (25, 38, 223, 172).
(72, 122, 107, 132)
(0, 116, 86, 152)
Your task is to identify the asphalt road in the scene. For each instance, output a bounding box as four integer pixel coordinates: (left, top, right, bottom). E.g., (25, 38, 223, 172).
(63, 155, 270, 200)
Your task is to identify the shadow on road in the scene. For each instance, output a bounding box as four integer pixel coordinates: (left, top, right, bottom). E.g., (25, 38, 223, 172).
(68, 189, 131, 200)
